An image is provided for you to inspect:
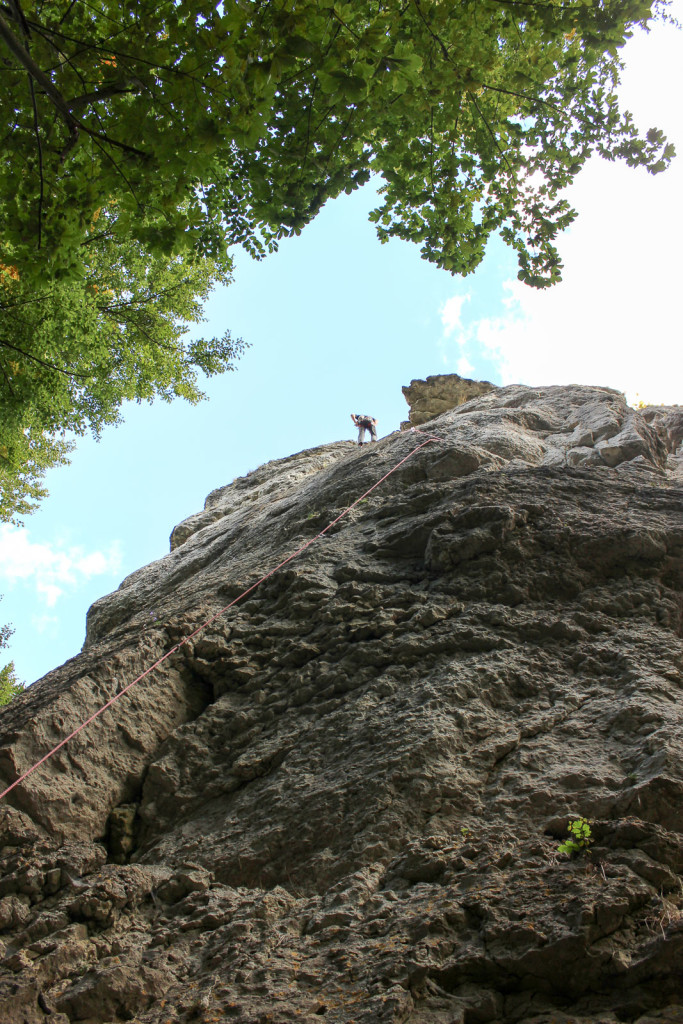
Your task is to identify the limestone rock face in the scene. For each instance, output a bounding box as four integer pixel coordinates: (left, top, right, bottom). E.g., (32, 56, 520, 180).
(169, 442, 357, 552)
(401, 372, 496, 428)
(0, 384, 681, 1024)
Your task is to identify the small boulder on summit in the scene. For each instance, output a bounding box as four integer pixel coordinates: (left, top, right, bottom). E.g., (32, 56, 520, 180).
(401, 372, 496, 428)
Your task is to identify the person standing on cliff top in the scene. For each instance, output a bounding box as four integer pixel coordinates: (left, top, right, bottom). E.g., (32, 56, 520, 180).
(351, 413, 377, 446)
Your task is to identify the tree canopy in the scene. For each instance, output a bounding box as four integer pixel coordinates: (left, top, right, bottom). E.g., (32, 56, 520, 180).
(1, 223, 243, 438)
(0, 220, 245, 521)
(1, 0, 674, 289)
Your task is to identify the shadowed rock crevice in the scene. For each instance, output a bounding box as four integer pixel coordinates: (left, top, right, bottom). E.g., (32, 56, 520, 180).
(0, 382, 681, 1024)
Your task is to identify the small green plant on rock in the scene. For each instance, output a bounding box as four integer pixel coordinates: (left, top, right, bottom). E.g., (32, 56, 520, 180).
(557, 817, 594, 858)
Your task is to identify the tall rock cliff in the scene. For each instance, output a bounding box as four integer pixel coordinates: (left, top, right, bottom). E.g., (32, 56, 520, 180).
(0, 382, 681, 1024)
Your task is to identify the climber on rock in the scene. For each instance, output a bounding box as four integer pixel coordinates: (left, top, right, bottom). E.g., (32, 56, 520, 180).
(351, 413, 378, 446)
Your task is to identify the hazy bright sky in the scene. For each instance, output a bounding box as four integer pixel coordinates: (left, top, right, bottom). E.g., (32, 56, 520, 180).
(2, 9, 682, 686)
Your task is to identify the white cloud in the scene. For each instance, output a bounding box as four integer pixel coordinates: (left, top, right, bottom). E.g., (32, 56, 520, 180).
(31, 613, 59, 635)
(456, 355, 475, 377)
(36, 582, 64, 608)
(438, 14, 683, 406)
(0, 525, 122, 608)
(438, 293, 472, 366)
(440, 294, 470, 338)
(74, 551, 116, 576)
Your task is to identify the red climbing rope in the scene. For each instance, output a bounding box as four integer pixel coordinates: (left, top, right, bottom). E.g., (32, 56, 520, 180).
(0, 432, 443, 803)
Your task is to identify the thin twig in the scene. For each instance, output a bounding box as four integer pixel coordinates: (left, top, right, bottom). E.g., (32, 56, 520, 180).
(57, 0, 79, 27)
(27, 71, 44, 248)
(0, 339, 87, 380)
(468, 92, 512, 172)
(0, 10, 78, 127)
(67, 83, 143, 110)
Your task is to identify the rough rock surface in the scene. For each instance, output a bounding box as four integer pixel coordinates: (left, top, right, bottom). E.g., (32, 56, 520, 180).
(0, 382, 681, 1024)
(401, 374, 496, 428)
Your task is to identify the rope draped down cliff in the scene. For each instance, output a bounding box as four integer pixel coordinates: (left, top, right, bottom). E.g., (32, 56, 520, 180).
(0, 430, 443, 805)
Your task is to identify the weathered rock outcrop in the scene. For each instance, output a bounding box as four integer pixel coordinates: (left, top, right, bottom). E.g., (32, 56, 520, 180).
(0, 382, 681, 1024)
(401, 373, 496, 428)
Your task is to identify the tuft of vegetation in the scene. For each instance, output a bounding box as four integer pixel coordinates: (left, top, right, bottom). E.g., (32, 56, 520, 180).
(0, 661, 24, 707)
(0, 612, 24, 706)
(557, 817, 594, 858)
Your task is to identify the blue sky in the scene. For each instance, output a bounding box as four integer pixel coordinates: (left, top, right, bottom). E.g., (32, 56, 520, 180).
(1, 10, 682, 686)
